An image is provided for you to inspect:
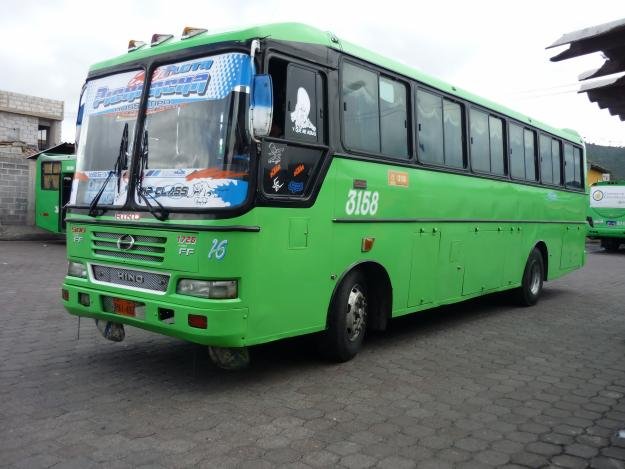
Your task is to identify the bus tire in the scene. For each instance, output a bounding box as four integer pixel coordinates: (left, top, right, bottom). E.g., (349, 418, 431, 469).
(515, 247, 544, 307)
(208, 346, 250, 370)
(321, 270, 368, 362)
(602, 239, 620, 252)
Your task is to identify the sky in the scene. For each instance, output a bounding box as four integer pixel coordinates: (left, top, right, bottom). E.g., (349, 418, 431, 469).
(1, 0, 624, 146)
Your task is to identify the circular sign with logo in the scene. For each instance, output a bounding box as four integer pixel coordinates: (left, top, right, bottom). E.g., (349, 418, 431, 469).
(592, 190, 604, 201)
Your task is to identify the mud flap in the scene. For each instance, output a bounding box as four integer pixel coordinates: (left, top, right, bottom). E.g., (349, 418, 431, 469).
(95, 319, 125, 342)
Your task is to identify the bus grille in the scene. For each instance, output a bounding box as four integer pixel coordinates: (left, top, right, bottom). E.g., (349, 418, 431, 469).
(91, 264, 169, 292)
(91, 231, 166, 263)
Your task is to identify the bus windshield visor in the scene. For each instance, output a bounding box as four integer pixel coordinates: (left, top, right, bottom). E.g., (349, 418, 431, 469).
(137, 53, 253, 209)
(70, 70, 143, 206)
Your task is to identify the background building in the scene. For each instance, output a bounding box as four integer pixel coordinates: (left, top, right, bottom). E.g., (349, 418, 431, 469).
(587, 162, 611, 185)
(0, 90, 64, 227)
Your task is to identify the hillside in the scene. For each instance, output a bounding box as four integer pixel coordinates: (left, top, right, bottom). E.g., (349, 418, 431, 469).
(586, 143, 625, 180)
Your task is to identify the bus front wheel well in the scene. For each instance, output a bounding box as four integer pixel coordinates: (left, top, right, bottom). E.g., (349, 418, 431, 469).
(330, 262, 392, 332)
(534, 241, 549, 280)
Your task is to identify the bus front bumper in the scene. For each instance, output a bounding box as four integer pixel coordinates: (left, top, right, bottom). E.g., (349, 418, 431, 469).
(62, 281, 248, 347)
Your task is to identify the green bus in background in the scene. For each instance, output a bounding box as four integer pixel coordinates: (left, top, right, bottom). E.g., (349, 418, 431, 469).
(31, 144, 75, 234)
(587, 181, 625, 251)
(62, 23, 587, 369)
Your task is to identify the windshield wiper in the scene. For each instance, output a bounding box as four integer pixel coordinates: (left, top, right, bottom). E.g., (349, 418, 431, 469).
(88, 123, 129, 217)
(136, 128, 169, 221)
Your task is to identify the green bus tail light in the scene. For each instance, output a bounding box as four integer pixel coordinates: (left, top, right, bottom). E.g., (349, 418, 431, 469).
(67, 261, 87, 278)
(177, 279, 238, 299)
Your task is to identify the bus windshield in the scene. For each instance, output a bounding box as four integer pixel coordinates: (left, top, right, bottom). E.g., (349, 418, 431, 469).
(70, 69, 142, 207)
(137, 53, 253, 210)
(71, 52, 254, 211)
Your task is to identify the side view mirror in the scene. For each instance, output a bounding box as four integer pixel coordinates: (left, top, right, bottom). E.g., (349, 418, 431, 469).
(250, 74, 273, 139)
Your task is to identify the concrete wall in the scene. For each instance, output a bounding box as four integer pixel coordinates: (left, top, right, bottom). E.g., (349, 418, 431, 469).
(0, 153, 33, 225)
(0, 90, 64, 227)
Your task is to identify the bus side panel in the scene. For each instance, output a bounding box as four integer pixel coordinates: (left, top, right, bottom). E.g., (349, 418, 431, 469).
(243, 180, 337, 345)
(328, 157, 586, 318)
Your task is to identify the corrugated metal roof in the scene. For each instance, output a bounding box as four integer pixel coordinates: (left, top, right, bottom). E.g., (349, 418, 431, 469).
(547, 18, 625, 121)
(27, 142, 75, 160)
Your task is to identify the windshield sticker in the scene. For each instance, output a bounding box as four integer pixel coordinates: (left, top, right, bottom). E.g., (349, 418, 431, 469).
(269, 165, 281, 178)
(84, 53, 252, 117)
(138, 168, 247, 208)
(293, 164, 305, 177)
(288, 181, 304, 194)
(290, 87, 317, 137)
(272, 178, 284, 192)
(147, 53, 252, 113)
(70, 170, 129, 205)
(86, 71, 145, 116)
(267, 143, 286, 164)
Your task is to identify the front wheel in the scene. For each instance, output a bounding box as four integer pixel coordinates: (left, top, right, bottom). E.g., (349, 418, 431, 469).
(319, 270, 368, 362)
(208, 346, 250, 370)
(515, 247, 544, 306)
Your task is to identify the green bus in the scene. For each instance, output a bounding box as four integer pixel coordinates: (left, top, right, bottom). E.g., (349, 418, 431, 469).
(31, 145, 76, 234)
(587, 180, 625, 251)
(62, 23, 587, 368)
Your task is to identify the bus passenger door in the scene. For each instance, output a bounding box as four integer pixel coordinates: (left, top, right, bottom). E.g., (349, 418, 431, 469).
(407, 228, 440, 308)
(60, 173, 73, 232)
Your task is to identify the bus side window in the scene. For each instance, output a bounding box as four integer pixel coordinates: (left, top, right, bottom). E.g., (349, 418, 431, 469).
(564, 143, 574, 188)
(539, 134, 553, 185)
(573, 147, 583, 189)
(524, 128, 538, 182)
(343, 62, 380, 153)
(552, 139, 562, 185)
(509, 123, 525, 179)
(284, 64, 324, 144)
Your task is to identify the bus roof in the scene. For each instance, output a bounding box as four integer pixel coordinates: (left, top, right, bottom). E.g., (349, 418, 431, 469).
(90, 22, 583, 145)
(37, 153, 76, 162)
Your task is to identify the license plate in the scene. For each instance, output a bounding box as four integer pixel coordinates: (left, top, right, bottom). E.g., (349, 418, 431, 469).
(113, 298, 136, 317)
(607, 220, 616, 226)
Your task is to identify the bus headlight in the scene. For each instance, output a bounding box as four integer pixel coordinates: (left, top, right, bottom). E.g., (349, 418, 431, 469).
(67, 261, 88, 278)
(177, 279, 238, 299)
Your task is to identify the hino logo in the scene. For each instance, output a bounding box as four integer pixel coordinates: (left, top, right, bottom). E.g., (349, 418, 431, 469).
(118, 271, 144, 284)
(116, 234, 135, 251)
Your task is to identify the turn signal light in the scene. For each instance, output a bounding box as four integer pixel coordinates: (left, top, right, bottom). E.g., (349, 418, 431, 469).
(151, 33, 173, 47)
(182, 27, 207, 39)
(62, 289, 69, 301)
(188, 314, 207, 329)
(361, 237, 375, 252)
(128, 40, 146, 52)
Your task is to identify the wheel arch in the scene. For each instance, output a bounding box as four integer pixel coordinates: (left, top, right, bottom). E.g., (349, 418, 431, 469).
(328, 261, 393, 332)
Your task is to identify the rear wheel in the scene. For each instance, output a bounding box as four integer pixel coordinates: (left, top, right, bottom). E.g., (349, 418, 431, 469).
(601, 239, 621, 252)
(515, 247, 544, 306)
(320, 270, 368, 362)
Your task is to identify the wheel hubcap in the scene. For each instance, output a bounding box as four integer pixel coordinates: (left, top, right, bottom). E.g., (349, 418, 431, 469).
(529, 262, 541, 295)
(346, 284, 367, 342)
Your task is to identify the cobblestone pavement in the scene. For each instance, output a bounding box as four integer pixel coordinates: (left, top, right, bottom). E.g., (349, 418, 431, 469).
(2, 240, 625, 469)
